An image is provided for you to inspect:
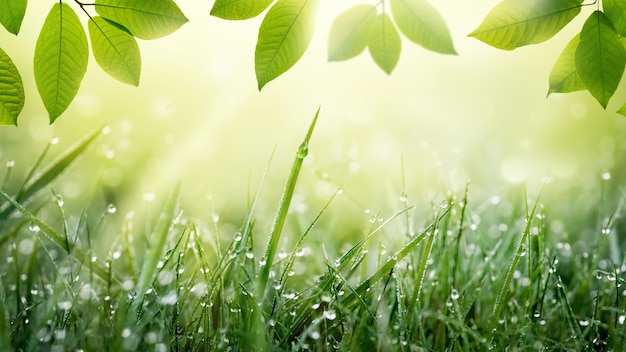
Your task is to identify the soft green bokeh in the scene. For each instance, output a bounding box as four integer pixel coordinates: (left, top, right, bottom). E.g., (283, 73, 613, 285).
(0, 0, 624, 240)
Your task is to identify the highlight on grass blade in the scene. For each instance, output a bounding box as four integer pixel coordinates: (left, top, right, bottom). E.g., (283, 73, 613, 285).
(257, 107, 320, 300)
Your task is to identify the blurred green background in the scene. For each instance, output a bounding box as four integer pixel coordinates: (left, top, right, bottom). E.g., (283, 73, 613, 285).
(1, 0, 625, 246)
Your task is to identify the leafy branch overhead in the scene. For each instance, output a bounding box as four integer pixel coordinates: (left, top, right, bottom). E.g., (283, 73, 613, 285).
(470, 0, 626, 114)
(1, 0, 626, 126)
(0, 0, 188, 125)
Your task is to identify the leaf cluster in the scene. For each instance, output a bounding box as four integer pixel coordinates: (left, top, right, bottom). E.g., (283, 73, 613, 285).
(470, 0, 626, 113)
(0, 0, 188, 125)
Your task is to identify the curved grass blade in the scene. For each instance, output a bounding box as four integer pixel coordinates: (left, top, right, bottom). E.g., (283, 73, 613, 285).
(0, 128, 103, 223)
(0, 46, 25, 125)
(0, 190, 120, 285)
(135, 183, 181, 297)
(488, 187, 543, 333)
(0, 275, 8, 351)
(342, 203, 452, 310)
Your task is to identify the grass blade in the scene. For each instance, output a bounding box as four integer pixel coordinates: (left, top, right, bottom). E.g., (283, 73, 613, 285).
(135, 183, 181, 297)
(0, 127, 103, 220)
(257, 107, 320, 300)
(341, 203, 453, 309)
(0, 189, 119, 285)
(0, 275, 9, 351)
(488, 186, 543, 333)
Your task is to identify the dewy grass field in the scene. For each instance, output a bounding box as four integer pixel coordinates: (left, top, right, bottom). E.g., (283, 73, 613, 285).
(2, 0, 626, 351)
(0, 109, 625, 351)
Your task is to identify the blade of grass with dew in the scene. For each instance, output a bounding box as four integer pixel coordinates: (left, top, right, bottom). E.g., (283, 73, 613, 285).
(222, 147, 274, 288)
(280, 212, 405, 348)
(271, 186, 341, 317)
(0, 127, 103, 221)
(453, 181, 470, 286)
(0, 275, 9, 351)
(409, 202, 453, 313)
(488, 186, 543, 334)
(342, 203, 452, 310)
(0, 190, 120, 285)
(257, 107, 320, 300)
(135, 183, 181, 299)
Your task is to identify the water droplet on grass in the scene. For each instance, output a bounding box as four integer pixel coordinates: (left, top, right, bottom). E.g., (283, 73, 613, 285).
(450, 289, 459, 300)
(323, 310, 337, 320)
(107, 204, 117, 214)
(57, 301, 73, 311)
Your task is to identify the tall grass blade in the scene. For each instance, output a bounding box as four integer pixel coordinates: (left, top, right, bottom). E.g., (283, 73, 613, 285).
(0, 127, 103, 220)
(0, 276, 9, 351)
(135, 183, 181, 298)
(488, 187, 543, 333)
(342, 203, 452, 309)
(0, 190, 119, 285)
(257, 107, 320, 300)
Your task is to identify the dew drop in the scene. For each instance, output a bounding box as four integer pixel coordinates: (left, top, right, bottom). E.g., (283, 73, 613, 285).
(28, 223, 40, 232)
(323, 310, 337, 320)
(107, 204, 117, 214)
(450, 289, 459, 300)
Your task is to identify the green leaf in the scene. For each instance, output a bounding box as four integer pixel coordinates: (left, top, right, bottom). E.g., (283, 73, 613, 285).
(34, 3, 88, 123)
(255, 0, 319, 90)
(468, 0, 582, 50)
(328, 5, 376, 61)
(95, 0, 188, 40)
(0, 46, 24, 126)
(0, 0, 27, 35)
(367, 13, 401, 75)
(390, 0, 456, 54)
(89, 17, 141, 86)
(617, 102, 626, 117)
(211, 0, 274, 20)
(548, 33, 584, 95)
(576, 11, 626, 108)
(604, 0, 626, 37)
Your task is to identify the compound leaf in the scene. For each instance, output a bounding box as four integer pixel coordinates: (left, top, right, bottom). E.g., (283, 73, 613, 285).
(0, 0, 27, 35)
(548, 33, 584, 95)
(576, 11, 626, 108)
(0, 46, 24, 125)
(255, 0, 319, 90)
(469, 0, 583, 50)
(367, 12, 401, 75)
(604, 0, 626, 37)
(89, 16, 141, 86)
(390, 0, 456, 54)
(34, 3, 88, 123)
(95, 0, 188, 40)
(328, 5, 376, 61)
(211, 0, 275, 20)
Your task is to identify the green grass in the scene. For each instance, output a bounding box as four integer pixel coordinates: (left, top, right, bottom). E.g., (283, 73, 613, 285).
(1, 113, 625, 351)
